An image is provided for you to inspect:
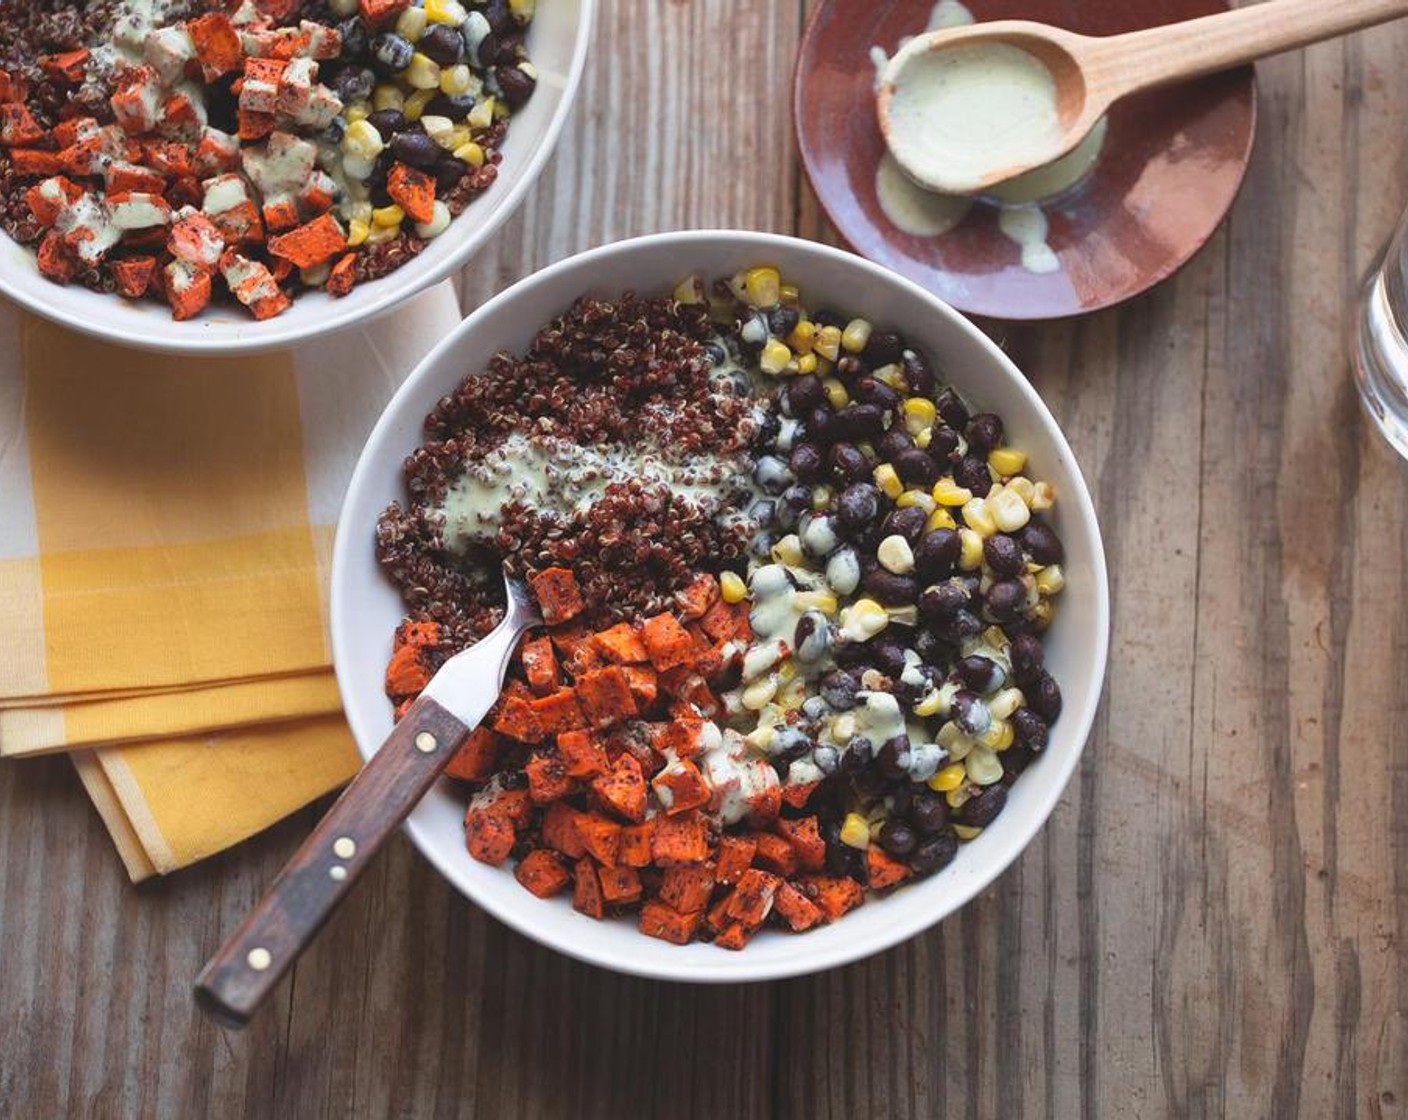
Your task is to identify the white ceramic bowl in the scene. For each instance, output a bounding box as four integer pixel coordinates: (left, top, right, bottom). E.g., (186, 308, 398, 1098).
(331, 231, 1110, 983)
(0, 1, 592, 355)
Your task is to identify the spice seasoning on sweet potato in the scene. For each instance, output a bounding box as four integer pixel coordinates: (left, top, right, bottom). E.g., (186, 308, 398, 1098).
(514, 849, 571, 899)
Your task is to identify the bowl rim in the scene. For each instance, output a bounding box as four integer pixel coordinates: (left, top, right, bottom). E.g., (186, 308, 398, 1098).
(330, 229, 1111, 982)
(0, 0, 595, 356)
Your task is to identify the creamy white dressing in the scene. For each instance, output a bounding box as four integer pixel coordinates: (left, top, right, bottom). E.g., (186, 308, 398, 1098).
(698, 729, 779, 826)
(997, 205, 1060, 275)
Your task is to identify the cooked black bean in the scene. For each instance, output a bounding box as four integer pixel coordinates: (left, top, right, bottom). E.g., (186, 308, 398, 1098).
(833, 639, 873, 667)
(832, 403, 885, 439)
(767, 306, 800, 337)
(914, 528, 961, 579)
(420, 23, 465, 65)
(854, 766, 888, 798)
(909, 792, 949, 834)
(812, 309, 847, 328)
(1011, 706, 1049, 750)
(805, 405, 835, 443)
(955, 455, 994, 496)
(935, 388, 969, 428)
(1022, 520, 1065, 565)
(964, 413, 1004, 455)
(784, 374, 825, 416)
(753, 454, 792, 494)
(821, 669, 861, 710)
(957, 654, 1003, 692)
(983, 533, 1024, 576)
(854, 376, 901, 411)
(776, 485, 811, 529)
(366, 107, 407, 141)
(789, 442, 824, 481)
(1031, 671, 1063, 721)
(893, 447, 939, 487)
(951, 690, 990, 736)
(901, 349, 936, 395)
(434, 155, 470, 191)
(985, 578, 1026, 620)
(793, 611, 830, 662)
(1008, 632, 1044, 682)
(869, 639, 908, 677)
(391, 130, 441, 169)
(836, 483, 880, 532)
(878, 427, 915, 460)
(910, 831, 958, 876)
(877, 736, 912, 780)
(961, 784, 1007, 828)
(835, 355, 865, 381)
(425, 91, 477, 119)
(918, 581, 969, 620)
(339, 17, 369, 58)
(814, 744, 841, 774)
(372, 32, 415, 73)
(333, 65, 375, 103)
(840, 737, 874, 776)
(913, 628, 954, 663)
(863, 568, 919, 605)
(883, 505, 928, 543)
(828, 441, 870, 483)
(863, 330, 905, 367)
(1000, 746, 1038, 783)
(929, 425, 960, 461)
(878, 819, 918, 857)
(889, 783, 914, 818)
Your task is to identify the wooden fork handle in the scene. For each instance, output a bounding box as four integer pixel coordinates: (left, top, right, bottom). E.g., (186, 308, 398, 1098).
(193, 696, 470, 1028)
(1086, 0, 1408, 99)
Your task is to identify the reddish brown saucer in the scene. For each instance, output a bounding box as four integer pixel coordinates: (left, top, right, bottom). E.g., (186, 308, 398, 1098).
(795, 0, 1257, 320)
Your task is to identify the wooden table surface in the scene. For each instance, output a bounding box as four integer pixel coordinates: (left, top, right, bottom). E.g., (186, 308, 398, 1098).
(4, 3, 1408, 1117)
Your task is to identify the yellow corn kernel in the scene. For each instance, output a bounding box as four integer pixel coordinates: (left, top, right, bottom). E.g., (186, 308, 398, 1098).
(945, 784, 972, 809)
(902, 397, 936, 435)
(1030, 599, 1054, 630)
(814, 324, 842, 361)
(841, 598, 889, 641)
(958, 528, 984, 571)
(989, 688, 1025, 721)
(840, 812, 872, 850)
(719, 571, 747, 603)
(744, 266, 781, 309)
(793, 589, 838, 615)
(402, 88, 435, 121)
(966, 745, 1004, 785)
(932, 479, 972, 507)
(509, 0, 536, 16)
(770, 534, 804, 567)
(760, 338, 792, 376)
(1035, 564, 1066, 596)
(989, 486, 1031, 533)
(913, 689, 945, 718)
(795, 353, 818, 375)
(453, 140, 486, 167)
(810, 485, 832, 510)
(777, 660, 798, 684)
(787, 319, 817, 354)
(366, 220, 400, 243)
(440, 63, 472, 95)
(672, 275, 706, 304)
(988, 447, 1027, 476)
(872, 363, 907, 391)
(929, 762, 966, 792)
(925, 506, 958, 532)
(346, 218, 370, 246)
(961, 497, 997, 537)
(820, 377, 848, 410)
(372, 85, 405, 113)
(895, 488, 936, 513)
(425, 0, 468, 23)
(344, 100, 370, 123)
(395, 5, 428, 39)
(372, 203, 405, 227)
(779, 282, 800, 307)
(741, 675, 778, 711)
(841, 318, 872, 353)
(873, 463, 903, 499)
(1006, 475, 1036, 504)
(468, 95, 496, 130)
(342, 118, 384, 159)
(1031, 481, 1056, 511)
(779, 677, 807, 709)
(953, 824, 983, 841)
(914, 427, 934, 450)
(348, 200, 373, 225)
(980, 719, 1014, 752)
(405, 52, 442, 90)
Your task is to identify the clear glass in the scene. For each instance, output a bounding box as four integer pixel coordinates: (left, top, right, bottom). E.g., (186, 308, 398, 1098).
(1354, 208, 1408, 460)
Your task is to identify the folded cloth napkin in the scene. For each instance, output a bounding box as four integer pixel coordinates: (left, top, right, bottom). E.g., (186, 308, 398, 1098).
(0, 284, 462, 879)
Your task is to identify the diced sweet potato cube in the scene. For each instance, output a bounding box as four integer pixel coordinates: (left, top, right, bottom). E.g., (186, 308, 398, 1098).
(726, 868, 782, 928)
(590, 753, 647, 823)
(528, 688, 586, 734)
(326, 251, 357, 296)
(110, 256, 156, 299)
(359, 0, 411, 26)
(141, 142, 191, 178)
(525, 751, 573, 804)
(597, 864, 642, 905)
(866, 846, 913, 891)
(659, 863, 715, 914)
(699, 597, 751, 643)
(466, 807, 515, 866)
(800, 875, 866, 921)
(774, 882, 824, 932)
(650, 758, 711, 816)
(492, 694, 543, 743)
(575, 814, 622, 867)
(639, 900, 702, 945)
(781, 781, 820, 809)
(659, 671, 719, 718)
(25, 176, 83, 226)
(168, 210, 225, 266)
(673, 574, 720, 620)
(475, 785, 531, 829)
(620, 666, 657, 708)
(519, 635, 558, 695)
(752, 831, 799, 877)
(237, 108, 275, 140)
(384, 642, 432, 699)
(514, 849, 570, 898)
(0, 104, 44, 146)
(591, 623, 648, 664)
(0, 69, 29, 104)
(713, 922, 754, 951)
(547, 622, 591, 657)
(387, 161, 435, 224)
(164, 261, 212, 321)
(541, 801, 586, 859)
(705, 890, 735, 934)
(556, 729, 608, 779)
(658, 718, 716, 760)
(574, 666, 638, 729)
(10, 149, 62, 177)
(39, 49, 90, 83)
(188, 13, 243, 78)
(267, 211, 345, 268)
(36, 233, 75, 283)
(651, 809, 710, 866)
(443, 726, 503, 781)
(640, 613, 695, 671)
(617, 820, 656, 867)
(393, 620, 441, 650)
(715, 834, 757, 885)
(572, 858, 604, 919)
(529, 567, 585, 625)
(775, 816, 826, 873)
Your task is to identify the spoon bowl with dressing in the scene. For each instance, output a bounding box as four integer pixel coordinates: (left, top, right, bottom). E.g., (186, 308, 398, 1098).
(878, 0, 1408, 196)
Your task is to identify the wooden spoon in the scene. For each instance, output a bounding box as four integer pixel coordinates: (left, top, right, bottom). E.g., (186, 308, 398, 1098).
(877, 0, 1408, 196)
(194, 574, 541, 1028)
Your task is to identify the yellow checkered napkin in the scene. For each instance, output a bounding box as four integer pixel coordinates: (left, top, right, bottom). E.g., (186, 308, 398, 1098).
(0, 285, 461, 879)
